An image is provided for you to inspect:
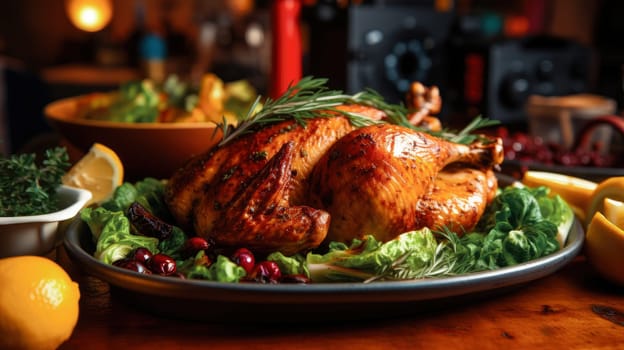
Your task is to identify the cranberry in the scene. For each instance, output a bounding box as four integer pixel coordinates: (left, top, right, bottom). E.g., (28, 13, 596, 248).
(535, 149, 553, 164)
(132, 247, 153, 265)
(558, 152, 579, 166)
(577, 150, 593, 166)
(113, 258, 152, 274)
(231, 248, 255, 275)
(182, 236, 211, 258)
(511, 140, 524, 153)
(249, 261, 282, 284)
(149, 253, 177, 276)
(592, 153, 614, 167)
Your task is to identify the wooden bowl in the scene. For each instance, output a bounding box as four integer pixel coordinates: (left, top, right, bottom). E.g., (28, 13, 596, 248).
(45, 95, 222, 181)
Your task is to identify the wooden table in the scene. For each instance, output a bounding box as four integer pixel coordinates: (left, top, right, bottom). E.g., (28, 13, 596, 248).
(55, 249, 623, 350)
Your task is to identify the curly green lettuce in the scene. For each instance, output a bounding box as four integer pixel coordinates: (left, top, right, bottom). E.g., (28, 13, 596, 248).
(269, 185, 573, 283)
(81, 207, 159, 264)
(82, 176, 574, 283)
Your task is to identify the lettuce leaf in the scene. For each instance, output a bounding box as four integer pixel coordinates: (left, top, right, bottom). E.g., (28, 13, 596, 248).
(82, 175, 574, 283)
(300, 229, 440, 282)
(273, 185, 572, 282)
(473, 186, 562, 269)
(526, 186, 575, 246)
(81, 207, 159, 264)
(100, 177, 169, 219)
(178, 253, 246, 282)
(158, 226, 188, 259)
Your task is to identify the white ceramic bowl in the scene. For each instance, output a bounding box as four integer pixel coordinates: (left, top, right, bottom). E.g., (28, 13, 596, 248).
(0, 185, 92, 258)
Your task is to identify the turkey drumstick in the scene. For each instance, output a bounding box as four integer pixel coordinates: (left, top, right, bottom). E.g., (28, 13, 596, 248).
(309, 124, 503, 243)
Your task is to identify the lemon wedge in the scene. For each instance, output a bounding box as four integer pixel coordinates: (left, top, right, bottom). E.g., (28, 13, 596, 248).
(521, 171, 597, 221)
(585, 211, 624, 286)
(603, 198, 624, 229)
(521, 172, 624, 286)
(62, 143, 124, 205)
(585, 176, 624, 228)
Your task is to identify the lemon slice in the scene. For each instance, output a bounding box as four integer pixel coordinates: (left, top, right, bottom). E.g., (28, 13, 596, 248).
(603, 198, 624, 229)
(521, 171, 597, 221)
(585, 176, 624, 227)
(62, 143, 124, 205)
(585, 211, 624, 286)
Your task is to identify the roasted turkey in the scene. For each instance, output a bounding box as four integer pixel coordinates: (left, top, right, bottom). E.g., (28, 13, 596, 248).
(308, 124, 502, 243)
(165, 85, 504, 255)
(165, 106, 383, 255)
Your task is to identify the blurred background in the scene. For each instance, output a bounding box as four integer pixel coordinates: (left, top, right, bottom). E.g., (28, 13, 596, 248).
(0, 0, 622, 157)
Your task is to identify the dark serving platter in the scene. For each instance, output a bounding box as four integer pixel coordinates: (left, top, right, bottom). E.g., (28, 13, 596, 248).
(63, 215, 584, 322)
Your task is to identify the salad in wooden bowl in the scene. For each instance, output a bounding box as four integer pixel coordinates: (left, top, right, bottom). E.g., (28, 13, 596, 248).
(45, 74, 258, 180)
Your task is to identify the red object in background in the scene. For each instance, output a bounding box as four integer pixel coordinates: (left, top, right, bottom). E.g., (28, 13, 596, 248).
(504, 15, 530, 37)
(271, 0, 302, 99)
(464, 53, 484, 105)
(523, 0, 547, 34)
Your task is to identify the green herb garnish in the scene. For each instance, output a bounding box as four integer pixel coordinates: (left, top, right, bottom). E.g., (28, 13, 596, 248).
(0, 147, 70, 216)
(218, 76, 384, 146)
(217, 76, 498, 147)
(267, 185, 571, 283)
(437, 116, 501, 144)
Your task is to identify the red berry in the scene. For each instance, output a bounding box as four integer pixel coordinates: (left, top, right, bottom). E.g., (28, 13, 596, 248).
(149, 253, 177, 276)
(250, 261, 282, 284)
(132, 247, 153, 265)
(231, 248, 256, 275)
(113, 258, 152, 274)
(182, 236, 211, 258)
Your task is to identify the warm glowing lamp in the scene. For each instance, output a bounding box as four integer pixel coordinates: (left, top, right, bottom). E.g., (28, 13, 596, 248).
(65, 0, 113, 32)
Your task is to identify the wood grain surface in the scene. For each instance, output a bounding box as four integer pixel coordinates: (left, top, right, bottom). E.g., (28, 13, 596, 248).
(55, 248, 624, 350)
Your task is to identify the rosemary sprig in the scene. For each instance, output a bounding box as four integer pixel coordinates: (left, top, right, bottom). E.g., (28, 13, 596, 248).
(218, 77, 406, 146)
(217, 76, 498, 147)
(361, 229, 482, 282)
(432, 116, 501, 144)
(363, 239, 460, 282)
(450, 116, 501, 144)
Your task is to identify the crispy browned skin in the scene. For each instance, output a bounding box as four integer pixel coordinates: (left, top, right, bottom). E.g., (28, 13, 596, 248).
(308, 124, 503, 243)
(165, 105, 385, 254)
(165, 105, 503, 253)
(415, 167, 498, 233)
(209, 141, 330, 254)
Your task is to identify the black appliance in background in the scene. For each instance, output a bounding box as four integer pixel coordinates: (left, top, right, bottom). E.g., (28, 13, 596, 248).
(593, 0, 624, 109)
(446, 35, 593, 127)
(304, 1, 455, 108)
(304, 3, 594, 127)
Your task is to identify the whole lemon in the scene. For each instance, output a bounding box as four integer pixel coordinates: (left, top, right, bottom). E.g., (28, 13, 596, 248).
(0, 256, 80, 350)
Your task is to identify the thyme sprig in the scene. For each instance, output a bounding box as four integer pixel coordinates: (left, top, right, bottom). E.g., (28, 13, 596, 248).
(0, 147, 70, 216)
